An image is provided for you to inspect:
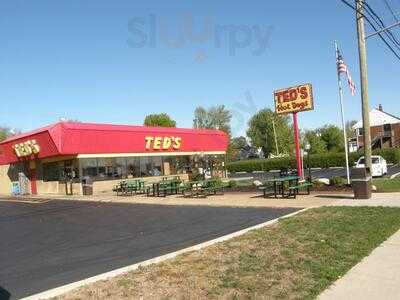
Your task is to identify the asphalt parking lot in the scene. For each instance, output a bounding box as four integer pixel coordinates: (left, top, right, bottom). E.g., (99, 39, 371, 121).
(0, 200, 300, 299)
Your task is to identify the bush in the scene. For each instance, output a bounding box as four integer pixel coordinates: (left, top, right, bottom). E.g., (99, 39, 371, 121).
(228, 180, 237, 188)
(226, 157, 296, 173)
(329, 176, 346, 187)
(227, 153, 354, 173)
(227, 149, 400, 173)
(372, 148, 400, 164)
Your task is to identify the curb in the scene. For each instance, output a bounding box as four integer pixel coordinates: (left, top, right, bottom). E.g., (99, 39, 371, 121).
(20, 208, 310, 300)
(231, 176, 254, 181)
(390, 172, 400, 179)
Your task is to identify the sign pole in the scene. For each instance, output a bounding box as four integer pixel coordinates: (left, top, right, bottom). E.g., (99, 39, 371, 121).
(293, 112, 303, 179)
(272, 119, 279, 156)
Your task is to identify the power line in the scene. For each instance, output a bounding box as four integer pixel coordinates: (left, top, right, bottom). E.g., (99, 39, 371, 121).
(339, 0, 400, 61)
(382, 0, 399, 21)
(363, 1, 400, 49)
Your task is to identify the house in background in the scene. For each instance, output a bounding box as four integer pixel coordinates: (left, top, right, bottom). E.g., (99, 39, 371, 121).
(353, 104, 400, 150)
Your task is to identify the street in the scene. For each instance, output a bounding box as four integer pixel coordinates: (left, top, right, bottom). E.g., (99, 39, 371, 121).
(0, 200, 299, 299)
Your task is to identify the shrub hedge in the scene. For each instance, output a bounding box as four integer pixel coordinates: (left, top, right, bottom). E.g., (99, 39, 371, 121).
(226, 148, 400, 173)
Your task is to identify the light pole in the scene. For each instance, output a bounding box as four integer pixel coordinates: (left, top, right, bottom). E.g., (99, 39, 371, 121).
(305, 143, 311, 181)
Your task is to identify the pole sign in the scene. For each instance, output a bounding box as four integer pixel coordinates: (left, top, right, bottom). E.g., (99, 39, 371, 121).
(274, 83, 314, 115)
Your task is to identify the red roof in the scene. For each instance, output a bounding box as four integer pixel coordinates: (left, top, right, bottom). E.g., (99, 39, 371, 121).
(0, 122, 229, 165)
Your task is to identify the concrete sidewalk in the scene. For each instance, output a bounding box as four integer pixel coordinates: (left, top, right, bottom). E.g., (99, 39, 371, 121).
(319, 229, 400, 300)
(1, 191, 400, 208)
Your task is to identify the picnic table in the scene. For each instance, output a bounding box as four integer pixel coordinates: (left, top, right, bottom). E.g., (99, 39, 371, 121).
(260, 175, 313, 199)
(261, 175, 300, 198)
(113, 179, 145, 196)
(146, 177, 182, 197)
(181, 179, 228, 198)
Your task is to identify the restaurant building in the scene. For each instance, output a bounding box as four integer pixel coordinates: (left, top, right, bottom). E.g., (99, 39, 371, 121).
(0, 122, 229, 196)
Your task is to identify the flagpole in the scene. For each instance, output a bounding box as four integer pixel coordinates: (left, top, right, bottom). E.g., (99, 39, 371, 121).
(335, 41, 351, 185)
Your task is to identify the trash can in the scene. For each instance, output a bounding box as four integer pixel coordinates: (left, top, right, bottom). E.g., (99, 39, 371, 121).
(351, 167, 372, 199)
(82, 176, 93, 196)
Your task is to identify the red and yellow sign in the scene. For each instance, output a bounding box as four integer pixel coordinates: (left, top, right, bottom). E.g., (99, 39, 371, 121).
(274, 83, 314, 115)
(145, 136, 182, 151)
(12, 139, 40, 157)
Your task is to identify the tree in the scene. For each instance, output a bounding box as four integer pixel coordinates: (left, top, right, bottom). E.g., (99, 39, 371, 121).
(144, 113, 176, 128)
(246, 108, 292, 157)
(230, 136, 247, 150)
(227, 136, 248, 161)
(0, 126, 14, 142)
(318, 125, 344, 152)
(346, 120, 357, 139)
(304, 130, 327, 154)
(193, 105, 232, 135)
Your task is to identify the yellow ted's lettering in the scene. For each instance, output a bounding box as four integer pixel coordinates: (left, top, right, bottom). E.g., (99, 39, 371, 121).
(145, 136, 182, 150)
(12, 140, 40, 157)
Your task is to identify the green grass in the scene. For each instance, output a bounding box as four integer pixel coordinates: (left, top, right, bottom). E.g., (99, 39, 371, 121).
(373, 178, 400, 192)
(214, 207, 400, 299)
(57, 207, 400, 300)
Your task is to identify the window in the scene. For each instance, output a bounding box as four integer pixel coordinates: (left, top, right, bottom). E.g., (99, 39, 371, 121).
(140, 157, 152, 176)
(151, 157, 163, 176)
(115, 158, 127, 178)
(384, 124, 392, 133)
(97, 158, 117, 179)
(358, 128, 364, 136)
(43, 162, 61, 181)
(81, 158, 98, 177)
(163, 156, 190, 175)
(140, 157, 163, 177)
(372, 157, 380, 164)
(126, 157, 140, 178)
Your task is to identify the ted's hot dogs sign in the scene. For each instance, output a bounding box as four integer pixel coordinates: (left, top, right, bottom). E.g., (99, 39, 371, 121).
(274, 83, 314, 115)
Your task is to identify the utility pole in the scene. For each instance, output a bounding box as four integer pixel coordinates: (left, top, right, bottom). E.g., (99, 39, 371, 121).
(356, 0, 372, 172)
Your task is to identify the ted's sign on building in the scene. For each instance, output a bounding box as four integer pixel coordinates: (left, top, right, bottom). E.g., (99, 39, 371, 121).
(12, 140, 41, 158)
(274, 83, 314, 115)
(145, 136, 182, 151)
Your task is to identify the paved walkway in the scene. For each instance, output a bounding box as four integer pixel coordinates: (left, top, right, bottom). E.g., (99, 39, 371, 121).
(319, 229, 400, 300)
(2, 191, 400, 208)
(1, 192, 343, 208)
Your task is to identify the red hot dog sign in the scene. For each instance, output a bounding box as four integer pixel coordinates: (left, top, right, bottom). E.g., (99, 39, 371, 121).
(274, 83, 314, 115)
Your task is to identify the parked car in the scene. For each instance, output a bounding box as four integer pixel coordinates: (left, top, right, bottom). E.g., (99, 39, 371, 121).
(355, 155, 388, 177)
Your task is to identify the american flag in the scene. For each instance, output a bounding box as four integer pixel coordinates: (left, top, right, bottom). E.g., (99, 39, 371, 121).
(337, 50, 356, 96)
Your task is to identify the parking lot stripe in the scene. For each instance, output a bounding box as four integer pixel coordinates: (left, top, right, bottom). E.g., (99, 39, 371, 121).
(20, 207, 310, 300)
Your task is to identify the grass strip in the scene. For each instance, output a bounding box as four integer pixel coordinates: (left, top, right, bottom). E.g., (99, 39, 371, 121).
(55, 207, 400, 300)
(373, 178, 400, 193)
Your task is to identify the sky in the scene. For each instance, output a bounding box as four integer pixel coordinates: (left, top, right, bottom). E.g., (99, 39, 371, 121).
(1, 0, 400, 137)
